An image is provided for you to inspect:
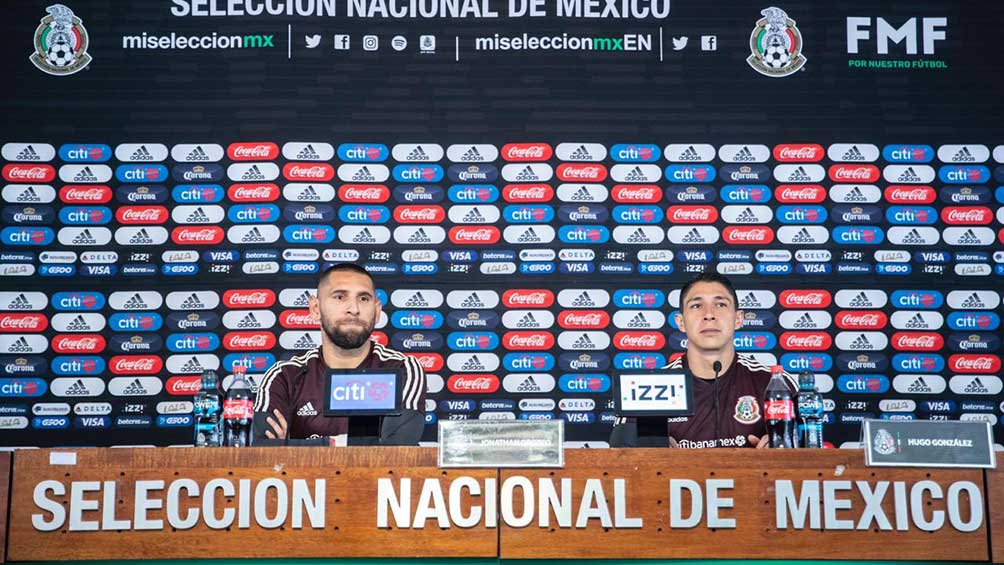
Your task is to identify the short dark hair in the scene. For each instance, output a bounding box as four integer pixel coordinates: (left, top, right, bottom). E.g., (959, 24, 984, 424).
(679, 272, 739, 309)
(317, 263, 375, 289)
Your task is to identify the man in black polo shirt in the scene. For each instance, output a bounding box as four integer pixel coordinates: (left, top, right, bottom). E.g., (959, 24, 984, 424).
(252, 263, 426, 446)
(610, 272, 796, 448)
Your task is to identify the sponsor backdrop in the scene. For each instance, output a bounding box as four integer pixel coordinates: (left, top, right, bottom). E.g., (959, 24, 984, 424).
(1, 1, 1003, 447)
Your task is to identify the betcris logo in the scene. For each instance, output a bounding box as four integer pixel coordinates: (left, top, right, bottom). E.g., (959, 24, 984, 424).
(447, 332, 500, 351)
(109, 313, 163, 332)
(886, 206, 937, 225)
(882, 145, 934, 163)
(52, 291, 105, 311)
(448, 185, 499, 203)
(891, 290, 943, 309)
(283, 225, 335, 244)
(228, 204, 279, 224)
(613, 352, 666, 370)
(58, 206, 112, 225)
(833, 226, 884, 245)
(172, 185, 224, 203)
(394, 164, 443, 183)
(2, 227, 55, 246)
(837, 374, 890, 394)
(612, 205, 663, 224)
(337, 143, 389, 162)
(948, 311, 1000, 331)
(116, 164, 168, 183)
(721, 185, 771, 204)
(391, 310, 444, 329)
(338, 205, 391, 224)
(558, 374, 611, 393)
(892, 353, 944, 373)
(51, 356, 106, 376)
(781, 353, 832, 372)
(166, 333, 221, 353)
(665, 164, 716, 183)
(503, 353, 555, 371)
(558, 225, 610, 244)
(939, 165, 989, 184)
(610, 144, 661, 162)
(776, 205, 826, 224)
(613, 289, 664, 308)
(504, 205, 555, 223)
(734, 332, 777, 351)
(59, 144, 112, 162)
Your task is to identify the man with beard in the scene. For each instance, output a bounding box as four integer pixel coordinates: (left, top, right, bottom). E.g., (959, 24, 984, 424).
(252, 263, 426, 446)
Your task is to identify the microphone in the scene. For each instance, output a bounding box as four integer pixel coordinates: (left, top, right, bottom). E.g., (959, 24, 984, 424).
(712, 360, 722, 448)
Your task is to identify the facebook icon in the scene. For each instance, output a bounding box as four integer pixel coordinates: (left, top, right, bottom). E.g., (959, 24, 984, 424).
(334, 34, 350, 50)
(701, 35, 717, 51)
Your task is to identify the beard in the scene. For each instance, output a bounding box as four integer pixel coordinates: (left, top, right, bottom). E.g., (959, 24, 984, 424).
(322, 318, 374, 350)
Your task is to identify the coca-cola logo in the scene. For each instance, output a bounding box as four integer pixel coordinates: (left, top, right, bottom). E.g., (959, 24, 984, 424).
(448, 226, 501, 244)
(723, 226, 774, 244)
(948, 354, 1000, 373)
(283, 162, 334, 181)
(279, 310, 319, 329)
(502, 331, 555, 350)
(891, 332, 944, 351)
(503, 184, 553, 203)
(110, 355, 162, 375)
(765, 399, 794, 420)
(339, 184, 390, 202)
(502, 289, 554, 308)
(394, 205, 445, 223)
(227, 183, 280, 202)
(223, 289, 276, 308)
(166, 376, 202, 395)
(447, 374, 499, 393)
(411, 353, 444, 372)
(0, 313, 48, 332)
(612, 184, 662, 203)
(224, 331, 277, 350)
(828, 164, 880, 182)
(227, 142, 280, 160)
(3, 164, 56, 182)
(557, 310, 610, 329)
(884, 185, 935, 204)
(556, 163, 607, 182)
(668, 205, 717, 224)
(59, 185, 112, 204)
(116, 206, 168, 225)
(171, 226, 225, 245)
(941, 207, 992, 225)
(775, 185, 825, 203)
(501, 143, 553, 161)
(780, 332, 832, 351)
(835, 311, 887, 330)
(780, 290, 832, 309)
(53, 334, 106, 353)
(773, 144, 823, 162)
(614, 331, 665, 350)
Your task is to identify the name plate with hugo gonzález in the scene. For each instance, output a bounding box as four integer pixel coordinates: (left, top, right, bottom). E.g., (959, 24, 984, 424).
(438, 420, 564, 468)
(863, 419, 996, 468)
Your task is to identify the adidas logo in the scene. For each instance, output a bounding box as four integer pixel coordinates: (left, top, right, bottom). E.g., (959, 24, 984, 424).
(65, 379, 91, 396)
(186, 146, 210, 161)
(180, 356, 205, 373)
(905, 313, 929, 329)
(960, 293, 986, 309)
(73, 166, 98, 182)
(293, 333, 318, 349)
(897, 167, 922, 183)
(514, 166, 539, 182)
(352, 166, 376, 181)
(848, 334, 873, 350)
(460, 293, 485, 308)
(571, 291, 596, 308)
(678, 145, 702, 161)
(297, 185, 320, 200)
(568, 145, 594, 160)
(786, 166, 811, 182)
(241, 165, 265, 181)
(129, 228, 154, 245)
(459, 146, 483, 162)
(15, 186, 41, 202)
(122, 293, 149, 309)
(179, 293, 206, 310)
(733, 146, 756, 162)
(129, 145, 154, 161)
(296, 144, 320, 160)
(462, 208, 486, 223)
(5, 294, 32, 310)
(626, 228, 651, 244)
(407, 228, 432, 244)
(405, 292, 430, 308)
(841, 146, 865, 161)
(734, 207, 759, 223)
(242, 227, 266, 243)
(15, 145, 41, 161)
(790, 227, 816, 244)
(71, 229, 97, 245)
(516, 375, 541, 392)
(65, 315, 92, 332)
(237, 312, 263, 329)
(739, 293, 761, 309)
(352, 227, 377, 244)
(956, 229, 981, 245)
(624, 166, 648, 182)
(296, 402, 318, 416)
(516, 312, 540, 328)
(951, 147, 975, 162)
(842, 186, 866, 202)
(793, 313, 816, 329)
(407, 146, 431, 161)
(6, 336, 32, 353)
(907, 377, 932, 393)
(186, 207, 210, 223)
(901, 229, 926, 245)
(571, 333, 595, 349)
(570, 186, 592, 201)
(461, 356, 485, 371)
(681, 228, 706, 243)
(122, 378, 149, 395)
(627, 313, 650, 328)
(848, 292, 873, 308)
(293, 291, 313, 307)
(963, 378, 989, 394)
(517, 227, 541, 243)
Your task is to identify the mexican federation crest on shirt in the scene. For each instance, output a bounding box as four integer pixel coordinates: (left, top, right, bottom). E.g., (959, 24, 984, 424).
(733, 395, 761, 424)
(30, 4, 91, 76)
(747, 6, 806, 78)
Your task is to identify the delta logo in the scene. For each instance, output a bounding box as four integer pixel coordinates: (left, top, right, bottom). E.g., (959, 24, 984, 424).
(283, 163, 334, 181)
(501, 143, 553, 161)
(557, 163, 607, 182)
(171, 226, 225, 245)
(115, 164, 168, 183)
(502, 331, 554, 350)
(884, 185, 936, 204)
(941, 207, 992, 225)
(835, 310, 887, 330)
(222, 289, 275, 308)
(447, 374, 500, 394)
(337, 143, 389, 162)
(891, 332, 944, 351)
(340, 184, 390, 203)
(775, 184, 825, 203)
(227, 142, 280, 161)
(773, 144, 823, 162)
(502, 289, 554, 308)
(503, 184, 553, 203)
(723, 226, 774, 244)
(227, 183, 280, 202)
(665, 164, 716, 183)
(612, 184, 662, 203)
(2, 164, 56, 182)
(223, 331, 277, 351)
(667, 205, 718, 224)
(59, 185, 112, 204)
(116, 206, 168, 225)
(613, 331, 665, 350)
(780, 332, 832, 351)
(448, 226, 501, 244)
(558, 310, 610, 329)
(948, 354, 1001, 374)
(59, 144, 111, 162)
(882, 145, 934, 163)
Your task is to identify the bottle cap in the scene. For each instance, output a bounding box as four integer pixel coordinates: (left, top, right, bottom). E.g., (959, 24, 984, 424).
(770, 365, 783, 373)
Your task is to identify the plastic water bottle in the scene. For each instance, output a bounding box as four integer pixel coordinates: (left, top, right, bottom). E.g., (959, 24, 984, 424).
(193, 370, 221, 447)
(797, 370, 824, 448)
(764, 365, 795, 448)
(223, 365, 253, 447)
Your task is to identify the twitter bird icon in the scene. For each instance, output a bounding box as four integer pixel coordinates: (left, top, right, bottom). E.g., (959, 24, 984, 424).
(672, 36, 688, 50)
(305, 34, 321, 48)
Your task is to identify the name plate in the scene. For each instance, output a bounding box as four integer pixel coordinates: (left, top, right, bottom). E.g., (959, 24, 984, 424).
(438, 420, 564, 468)
(863, 419, 996, 469)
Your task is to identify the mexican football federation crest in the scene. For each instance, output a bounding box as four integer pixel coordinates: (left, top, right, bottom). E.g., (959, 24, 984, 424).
(872, 428, 897, 456)
(747, 7, 805, 78)
(733, 395, 761, 424)
(30, 4, 91, 76)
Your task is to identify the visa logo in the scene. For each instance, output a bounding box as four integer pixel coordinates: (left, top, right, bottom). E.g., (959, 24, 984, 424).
(561, 412, 596, 424)
(914, 250, 949, 263)
(204, 250, 240, 263)
(75, 416, 111, 429)
(444, 250, 477, 262)
(560, 262, 595, 274)
(439, 399, 475, 412)
(82, 265, 117, 277)
(796, 263, 831, 275)
(680, 250, 711, 263)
